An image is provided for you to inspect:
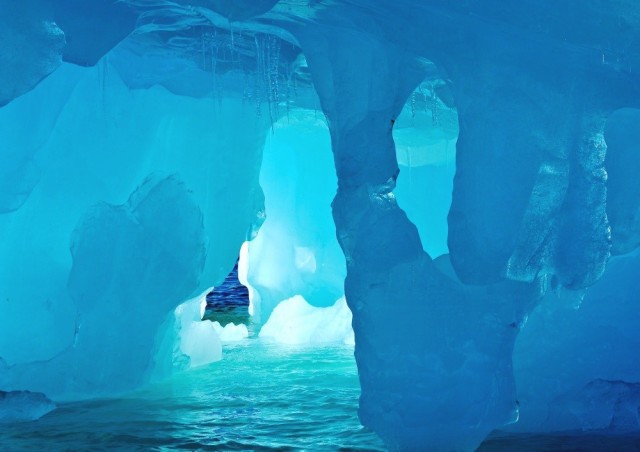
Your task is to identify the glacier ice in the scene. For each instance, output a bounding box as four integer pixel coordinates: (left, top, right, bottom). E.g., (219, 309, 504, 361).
(2, 1, 640, 451)
(393, 80, 458, 258)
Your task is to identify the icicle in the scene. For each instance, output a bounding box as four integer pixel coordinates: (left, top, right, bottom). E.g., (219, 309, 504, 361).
(410, 90, 417, 119)
(431, 90, 439, 126)
(254, 35, 263, 118)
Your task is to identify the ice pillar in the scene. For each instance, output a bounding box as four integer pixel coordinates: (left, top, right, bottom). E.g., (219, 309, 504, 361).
(296, 26, 543, 451)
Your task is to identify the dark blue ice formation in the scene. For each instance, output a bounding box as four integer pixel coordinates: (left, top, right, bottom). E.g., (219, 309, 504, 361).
(1, 1, 640, 450)
(0, 390, 55, 423)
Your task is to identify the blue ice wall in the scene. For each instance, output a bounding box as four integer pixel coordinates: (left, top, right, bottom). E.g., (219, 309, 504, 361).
(0, 58, 270, 398)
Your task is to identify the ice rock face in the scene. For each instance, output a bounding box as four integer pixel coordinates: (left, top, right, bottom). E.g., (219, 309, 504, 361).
(446, 59, 611, 289)
(0, 390, 55, 423)
(289, 0, 638, 447)
(68, 174, 207, 314)
(0, 0, 65, 106)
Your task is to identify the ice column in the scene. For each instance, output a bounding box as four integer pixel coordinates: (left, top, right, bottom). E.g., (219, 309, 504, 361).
(297, 27, 543, 451)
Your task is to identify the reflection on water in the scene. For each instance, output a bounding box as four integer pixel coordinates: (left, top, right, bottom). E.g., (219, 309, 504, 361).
(2, 341, 640, 451)
(0, 343, 384, 451)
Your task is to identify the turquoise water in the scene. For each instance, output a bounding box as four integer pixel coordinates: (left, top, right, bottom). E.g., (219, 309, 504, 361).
(2, 341, 640, 451)
(0, 343, 384, 451)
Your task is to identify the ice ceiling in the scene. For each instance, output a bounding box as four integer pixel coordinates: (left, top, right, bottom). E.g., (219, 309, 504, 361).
(1, 0, 640, 450)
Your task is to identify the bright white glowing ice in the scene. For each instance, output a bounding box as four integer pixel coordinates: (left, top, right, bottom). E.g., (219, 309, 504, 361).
(174, 290, 222, 368)
(212, 322, 249, 342)
(259, 295, 354, 346)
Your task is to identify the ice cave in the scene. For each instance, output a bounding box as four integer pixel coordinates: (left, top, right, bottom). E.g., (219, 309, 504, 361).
(1, 1, 640, 450)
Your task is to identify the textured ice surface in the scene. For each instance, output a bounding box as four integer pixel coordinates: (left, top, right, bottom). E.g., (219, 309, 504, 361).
(512, 249, 640, 433)
(52, 0, 137, 67)
(0, 390, 55, 423)
(212, 322, 249, 342)
(0, 59, 269, 398)
(0, 0, 64, 106)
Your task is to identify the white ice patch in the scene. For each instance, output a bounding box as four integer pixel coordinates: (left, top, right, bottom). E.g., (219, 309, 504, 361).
(294, 246, 317, 273)
(174, 289, 222, 368)
(212, 322, 249, 342)
(238, 241, 257, 317)
(259, 295, 354, 346)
